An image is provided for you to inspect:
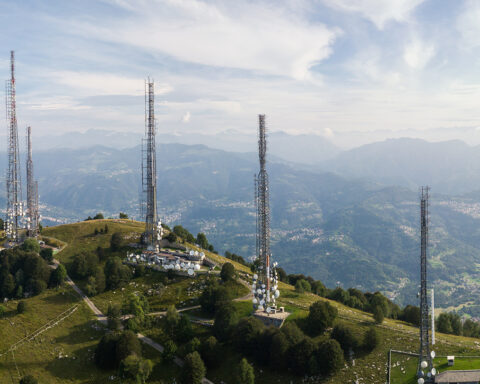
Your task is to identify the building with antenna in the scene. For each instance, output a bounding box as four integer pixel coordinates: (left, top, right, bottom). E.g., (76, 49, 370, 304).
(26, 126, 40, 237)
(5, 50, 23, 243)
(141, 79, 163, 251)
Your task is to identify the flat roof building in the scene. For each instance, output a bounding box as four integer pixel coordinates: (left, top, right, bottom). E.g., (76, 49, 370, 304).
(435, 369, 480, 384)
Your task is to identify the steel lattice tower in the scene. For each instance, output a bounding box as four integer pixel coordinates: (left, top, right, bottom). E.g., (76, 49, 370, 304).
(142, 80, 159, 250)
(26, 126, 39, 237)
(418, 186, 433, 382)
(5, 51, 23, 243)
(255, 114, 272, 303)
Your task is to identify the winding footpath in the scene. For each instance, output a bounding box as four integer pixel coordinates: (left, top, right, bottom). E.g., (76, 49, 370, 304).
(52, 259, 214, 384)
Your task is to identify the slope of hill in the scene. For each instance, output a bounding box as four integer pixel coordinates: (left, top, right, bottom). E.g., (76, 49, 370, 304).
(4, 220, 480, 384)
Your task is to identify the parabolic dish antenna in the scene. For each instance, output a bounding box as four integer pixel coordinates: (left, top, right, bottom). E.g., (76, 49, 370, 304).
(431, 368, 436, 376)
(266, 307, 271, 313)
(431, 351, 436, 359)
(187, 269, 194, 276)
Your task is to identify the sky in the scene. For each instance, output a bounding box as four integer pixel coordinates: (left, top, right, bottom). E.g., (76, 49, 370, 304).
(2, 0, 480, 148)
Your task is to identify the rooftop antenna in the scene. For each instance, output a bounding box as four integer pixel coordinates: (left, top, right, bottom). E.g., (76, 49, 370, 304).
(141, 79, 162, 250)
(5, 50, 23, 243)
(417, 186, 435, 383)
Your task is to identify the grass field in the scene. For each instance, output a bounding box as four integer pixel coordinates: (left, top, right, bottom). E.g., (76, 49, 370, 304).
(11, 219, 480, 384)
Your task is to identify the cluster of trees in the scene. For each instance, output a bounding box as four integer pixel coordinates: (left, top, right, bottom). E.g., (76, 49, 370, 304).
(93, 224, 109, 236)
(224, 251, 250, 268)
(196, 232, 216, 252)
(0, 240, 66, 300)
(119, 212, 129, 219)
(95, 330, 153, 383)
(85, 213, 105, 221)
(435, 312, 480, 338)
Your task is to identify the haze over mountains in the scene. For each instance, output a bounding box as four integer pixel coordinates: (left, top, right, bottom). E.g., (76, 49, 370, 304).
(2, 135, 480, 309)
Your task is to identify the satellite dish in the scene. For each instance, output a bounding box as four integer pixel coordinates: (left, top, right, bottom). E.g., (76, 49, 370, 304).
(259, 299, 265, 305)
(252, 284, 256, 289)
(189, 250, 194, 256)
(258, 305, 264, 311)
(431, 351, 436, 359)
(187, 269, 194, 276)
(253, 274, 258, 280)
(180, 262, 185, 268)
(431, 368, 436, 376)
(175, 264, 180, 270)
(257, 289, 262, 295)
(417, 379, 424, 384)
(421, 361, 428, 369)
(266, 307, 271, 313)
(275, 290, 280, 298)
(252, 298, 258, 304)
(194, 264, 200, 270)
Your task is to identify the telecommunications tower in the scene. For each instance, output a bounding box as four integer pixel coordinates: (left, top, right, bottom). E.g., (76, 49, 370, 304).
(5, 51, 23, 243)
(26, 126, 39, 237)
(142, 79, 162, 250)
(252, 115, 279, 313)
(417, 186, 436, 383)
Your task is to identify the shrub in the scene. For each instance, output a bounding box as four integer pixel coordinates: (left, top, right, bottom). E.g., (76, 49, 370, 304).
(119, 354, 153, 383)
(220, 262, 236, 282)
(182, 351, 206, 384)
(306, 300, 338, 335)
(21, 239, 40, 253)
(110, 232, 123, 251)
(295, 279, 311, 293)
(373, 306, 384, 324)
(236, 358, 255, 384)
(162, 340, 177, 362)
(214, 302, 238, 341)
(331, 323, 359, 353)
(17, 301, 27, 314)
(363, 327, 379, 351)
(49, 264, 67, 287)
(316, 339, 344, 375)
(40, 248, 53, 262)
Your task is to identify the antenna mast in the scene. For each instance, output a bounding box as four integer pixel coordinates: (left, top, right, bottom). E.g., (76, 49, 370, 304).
(142, 79, 162, 250)
(26, 126, 39, 237)
(418, 186, 434, 383)
(5, 50, 23, 243)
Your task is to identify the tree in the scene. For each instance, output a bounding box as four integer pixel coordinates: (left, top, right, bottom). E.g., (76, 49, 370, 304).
(110, 232, 123, 251)
(220, 262, 235, 282)
(186, 337, 201, 354)
(72, 252, 99, 279)
(173, 225, 195, 243)
(120, 354, 153, 384)
(327, 287, 350, 304)
(116, 331, 141, 363)
(162, 340, 177, 362)
(373, 306, 384, 324)
(0, 218, 4, 230)
(107, 304, 122, 330)
(1, 272, 15, 298)
(200, 336, 220, 368)
(104, 257, 132, 289)
(21, 239, 40, 253)
(19, 375, 38, 384)
(165, 305, 180, 338)
(40, 248, 53, 263)
(165, 232, 177, 243)
(233, 317, 265, 355)
(236, 358, 255, 384)
(196, 233, 209, 249)
(93, 213, 104, 220)
(316, 339, 344, 375)
(182, 351, 206, 384)
(269, 330, 289, 367)
(119, 212, 129, 219)
(17, 301, 27, 314)
(306, 300, 338, 335)
(49, 264, 67, 287)
(331, 323, 359, 353)
(104, 224, 109, 234)
(295, 279, 311, 293)
(289, 337, 317, 375)
(95, 267, 106, 294)
(363, 327, 379, 351)
(177, 315, 194, 342)
(214, 302, 238, 341)
(401, 305, 420, 326)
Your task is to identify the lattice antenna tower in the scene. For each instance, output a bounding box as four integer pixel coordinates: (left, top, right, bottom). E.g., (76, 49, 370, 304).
(5, 51, 23, 243)
(26, 126, 39, 237)
(141, 79, 160, 250)
(252, 114, 279, 312)
(418, 186, 435, 383)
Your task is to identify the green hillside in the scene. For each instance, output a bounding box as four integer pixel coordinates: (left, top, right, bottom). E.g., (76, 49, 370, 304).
(2, 219, 480, 384)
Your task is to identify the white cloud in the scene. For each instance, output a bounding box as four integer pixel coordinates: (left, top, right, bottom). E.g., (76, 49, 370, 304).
(323, 127, 334, 138)
(457, 0, 480, 48)
(403, 40, 435, 69)
(73, 0, 339, 80)
(322, 0, 425, 29)
(53, 71, 173, 96)
(182, 111, 191, 123)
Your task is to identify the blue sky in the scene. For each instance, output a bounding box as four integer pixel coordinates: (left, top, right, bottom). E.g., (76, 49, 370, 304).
(2, 0, 480, 147)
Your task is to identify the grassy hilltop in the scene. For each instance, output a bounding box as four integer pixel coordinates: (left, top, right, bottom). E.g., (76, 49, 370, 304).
(0, 219, 479, 383)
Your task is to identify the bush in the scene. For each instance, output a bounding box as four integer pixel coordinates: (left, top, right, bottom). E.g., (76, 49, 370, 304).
(110, 232, 123, 252)
(21, 239, 40, 253)
(182, 351, 206, 384)
(233, 317, 265, 355)
(289, 337, 317, 375)
(19, 375, 38, 384)
(119, 354, 153, 383)
(306, 300, 338, 335)
(49, 264, 67, 287)
(200, 336, 220, 368)
(295, 279, 311, 293)
(186, 337, 201, 355)
(40, 248, 53, 262)
(17, 301, 27, 314)
(236, 358, 255, 384)
(93, 213, 104, 220)
(331, 323, 359, 353)
(363, 327, 379, 351)
(373, 306, 384, 324)
(316, 339, 344, 375)
(119, 212, 129, 219)
(220, 262, 235, 282)
(165, 232, 177, 243)
(162, 340, 177, 362)
(214, 302, 238, 341)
